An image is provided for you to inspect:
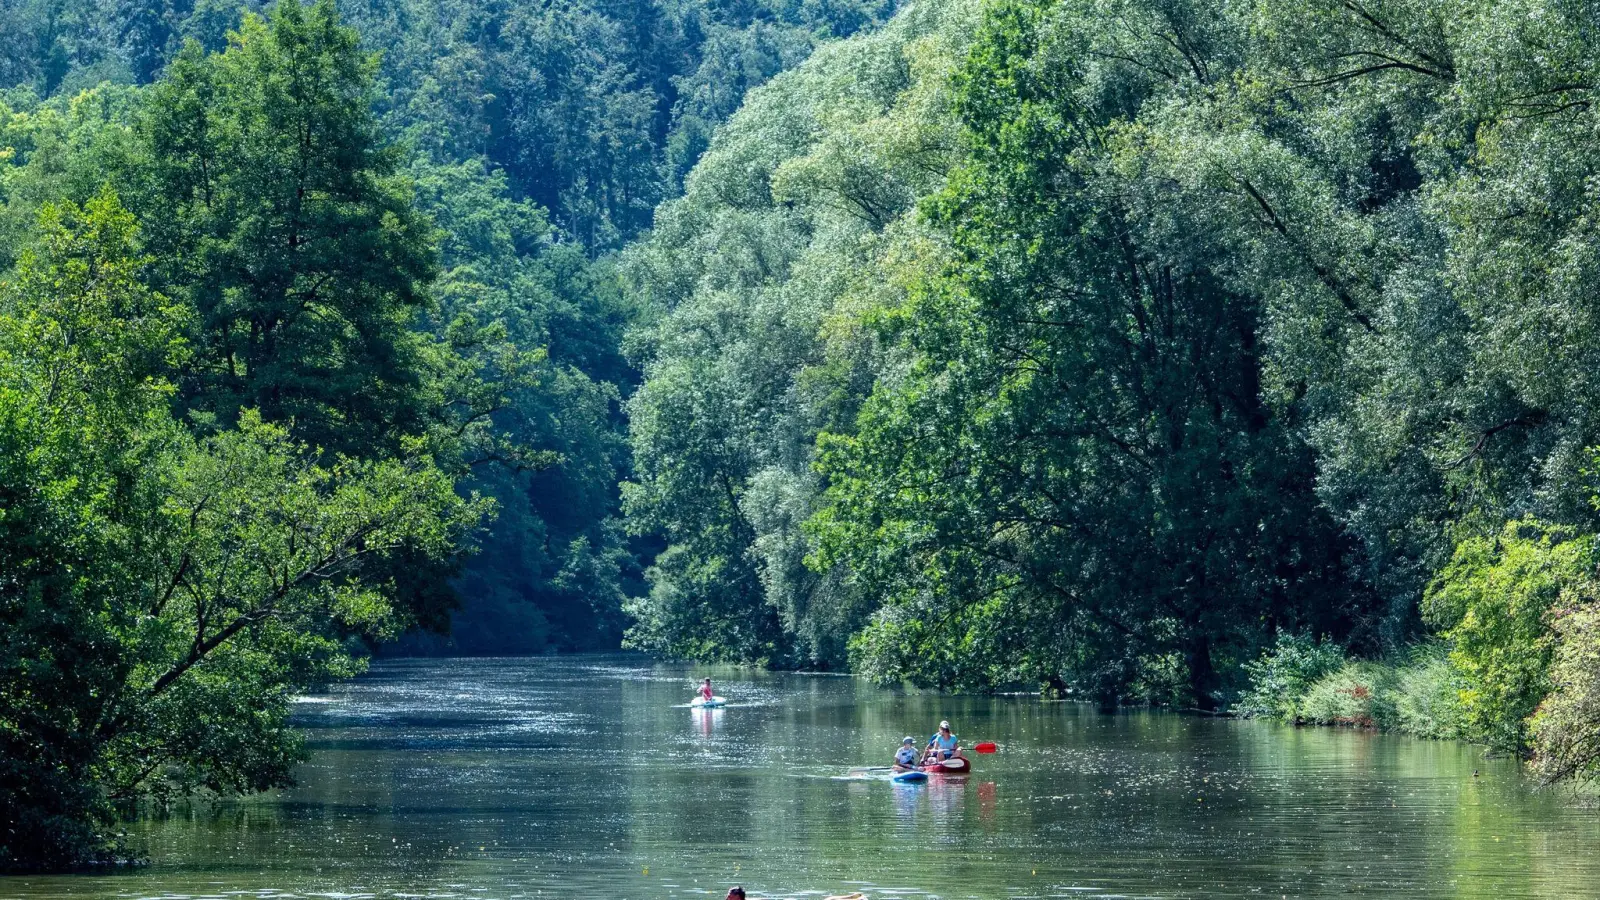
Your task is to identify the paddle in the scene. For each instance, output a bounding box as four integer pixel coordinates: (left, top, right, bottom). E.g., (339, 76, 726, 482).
(855, 742, 997, 776)
(846, 765, 894, 776)
(921, 740, 997, 760)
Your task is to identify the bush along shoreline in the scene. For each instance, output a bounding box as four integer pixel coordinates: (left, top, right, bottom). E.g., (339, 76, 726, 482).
(1234, 637, 1468, 738)
(1234, 521, 1600, 789)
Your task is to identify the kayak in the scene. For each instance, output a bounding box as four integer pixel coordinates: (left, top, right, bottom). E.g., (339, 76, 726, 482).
(891, 769, 928, 783)
(921, 756, 971, 774)
(689, 695, 727, 708)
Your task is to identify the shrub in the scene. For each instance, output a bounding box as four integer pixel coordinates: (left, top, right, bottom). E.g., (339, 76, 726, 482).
(1234, 635, 1468, 737)
(1300, 663, 1400, 729)
(1531, 603, 1600, 784)
(1424, 519, 1595, 752)
(1392, 644, 1467, 740)
(1233, 632, 1346, 720)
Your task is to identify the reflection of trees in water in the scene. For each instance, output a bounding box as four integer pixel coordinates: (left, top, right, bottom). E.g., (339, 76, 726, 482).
(69, 657, 1600, 900)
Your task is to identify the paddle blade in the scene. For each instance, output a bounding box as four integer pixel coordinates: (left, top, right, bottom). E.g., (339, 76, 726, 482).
(974, 741, 998, 753)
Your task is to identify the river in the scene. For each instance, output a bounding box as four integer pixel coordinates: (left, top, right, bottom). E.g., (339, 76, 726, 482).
(8, 655, 1600, 899)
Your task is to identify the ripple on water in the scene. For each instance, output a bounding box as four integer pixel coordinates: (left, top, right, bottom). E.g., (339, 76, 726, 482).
(12, 654, 1600, 900)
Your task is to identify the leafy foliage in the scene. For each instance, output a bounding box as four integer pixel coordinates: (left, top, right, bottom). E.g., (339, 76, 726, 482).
(811, 0, 1372, 705)
(127, 0, 437, 452)
(1297, 663, 1399, 729)
(1234, 633, 1347, 720)
(1533, 602, 1600, 785)
(1425, 520, 1596, 751)
(0, 0, 900, 250)
(0, 193, 485, 868)
(1391, 644, 1468, 741)
(1235, 640, 1464, 737)
(621, 0, 981, 666)
(628, 0, 1600, 745)
(0, 192, 187, 871)
(399, 158, 636, 653)
(0, 0, 905, 656)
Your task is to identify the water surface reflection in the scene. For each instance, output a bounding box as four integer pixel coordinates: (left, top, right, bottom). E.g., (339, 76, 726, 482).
(7, 655, 1600, 899)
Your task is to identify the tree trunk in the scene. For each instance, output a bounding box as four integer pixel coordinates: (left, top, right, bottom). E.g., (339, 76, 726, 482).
(1187, 632, 1217, 711)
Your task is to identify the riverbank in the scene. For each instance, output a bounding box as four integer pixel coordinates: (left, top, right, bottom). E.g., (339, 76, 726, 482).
(1233, 637, 1465, 738)
(1230, 625, 1600, 796)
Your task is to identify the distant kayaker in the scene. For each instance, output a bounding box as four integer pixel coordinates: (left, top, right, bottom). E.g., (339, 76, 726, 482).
(700, 678, 715, 701)
(925, 720, 961, 762)
(893, 736, 918, 770)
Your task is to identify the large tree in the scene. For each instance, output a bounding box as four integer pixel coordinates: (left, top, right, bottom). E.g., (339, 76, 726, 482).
(128, 0, 438, 453)
(0, 193, 485, 870)
(815, 0, 1368, 705)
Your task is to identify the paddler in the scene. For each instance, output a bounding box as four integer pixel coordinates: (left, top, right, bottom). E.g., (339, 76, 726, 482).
(925, 720, 962, 762)
(893, 736, 919, 770)
(699, 677, 715, 701)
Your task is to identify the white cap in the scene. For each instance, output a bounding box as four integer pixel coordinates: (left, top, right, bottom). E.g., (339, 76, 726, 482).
(939, 720, 950, 729)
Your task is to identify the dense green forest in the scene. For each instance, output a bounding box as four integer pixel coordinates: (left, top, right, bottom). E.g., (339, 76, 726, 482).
(7, 0, 1600, 874)
(0, 0, 897, 870)
(0, 0, 899, 655)
(622, 0, 1600, 781)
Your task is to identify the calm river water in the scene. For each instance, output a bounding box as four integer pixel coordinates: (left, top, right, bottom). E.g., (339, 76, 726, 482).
(8, 654, 1600, 899)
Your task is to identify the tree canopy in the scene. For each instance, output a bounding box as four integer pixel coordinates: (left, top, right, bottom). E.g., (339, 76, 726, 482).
(624, 0, 1600, 731)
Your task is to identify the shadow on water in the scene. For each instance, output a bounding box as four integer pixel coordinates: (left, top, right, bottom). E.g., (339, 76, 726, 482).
(7, 653, 1600, 899)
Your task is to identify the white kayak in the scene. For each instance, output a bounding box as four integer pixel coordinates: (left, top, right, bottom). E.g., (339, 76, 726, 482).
(690, 695, 728, 708)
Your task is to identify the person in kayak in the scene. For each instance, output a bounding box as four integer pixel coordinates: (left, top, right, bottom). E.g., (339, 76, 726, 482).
(700, 678, 714, 701)
(893, 736, 919, 770)
(925, 720, 961, 762)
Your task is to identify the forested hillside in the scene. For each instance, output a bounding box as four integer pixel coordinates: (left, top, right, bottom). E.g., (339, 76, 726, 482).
(0, 0, 898, 654)
(625, 0, 1361, 694)
(623, 0, 983, 668)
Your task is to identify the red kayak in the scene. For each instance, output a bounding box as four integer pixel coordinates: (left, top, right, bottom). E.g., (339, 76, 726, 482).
(921, 756, 971, 774)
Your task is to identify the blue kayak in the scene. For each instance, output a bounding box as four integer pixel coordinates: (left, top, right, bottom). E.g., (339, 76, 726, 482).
(891, 770, 928, 783)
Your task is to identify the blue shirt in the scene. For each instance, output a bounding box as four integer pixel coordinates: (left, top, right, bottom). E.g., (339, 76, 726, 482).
(930, 732, 958, 751)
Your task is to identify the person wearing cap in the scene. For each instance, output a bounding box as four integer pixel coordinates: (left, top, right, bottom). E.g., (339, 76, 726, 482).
(893, 736, 919, 770)
(925, 720, 961, 762)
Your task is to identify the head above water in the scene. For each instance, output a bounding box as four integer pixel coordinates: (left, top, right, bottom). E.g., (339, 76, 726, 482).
(726, 887, 746, 900)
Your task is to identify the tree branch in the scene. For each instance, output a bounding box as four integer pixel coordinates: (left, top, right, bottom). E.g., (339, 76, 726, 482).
(1237, 178, 1377, 334)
